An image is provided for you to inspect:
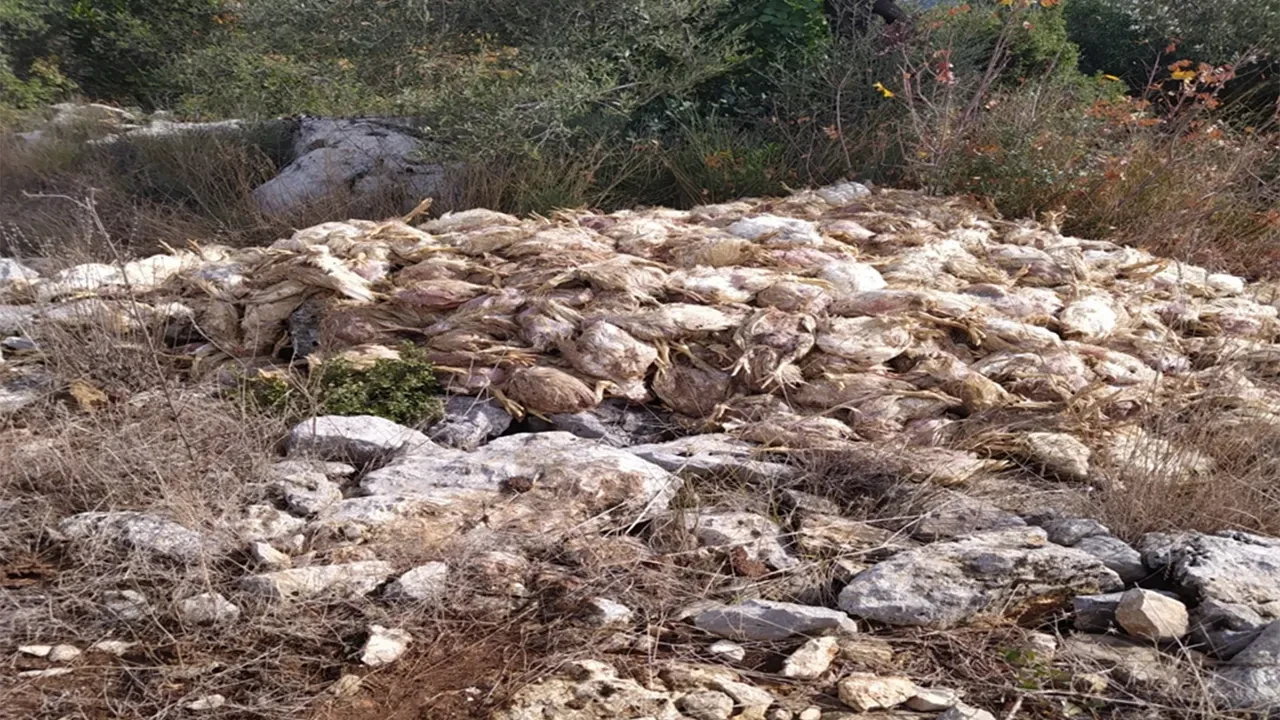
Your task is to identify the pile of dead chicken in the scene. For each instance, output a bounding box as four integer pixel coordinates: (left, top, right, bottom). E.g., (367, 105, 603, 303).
(5, 181, 1280, 488)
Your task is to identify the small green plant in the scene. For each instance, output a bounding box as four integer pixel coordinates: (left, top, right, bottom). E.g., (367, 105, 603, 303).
(315, 345, 444, 426)
(238, 344, 445, 427)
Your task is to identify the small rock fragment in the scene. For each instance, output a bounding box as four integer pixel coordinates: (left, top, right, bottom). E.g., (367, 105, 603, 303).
(588, 597, 634, 626)
(177, 592, 241, 625)
(18, 668, 73, 678)
(694, 599, 858, 641)
(1115, 588, 1189, 640)
(235, 504, 306, 542)
(709, 640, 746, 662)
(939, 704, 997, 720)
(677, 690, 735, 720)
(239, 561, 393, 600)
(782, 636, 840, 679)
(907, 687, 960, 711)
(250, 541, 292, 570)
(360, 625, 411, 666)
(329, 674, 363, 697)
(47, 644, 81, 663)
(18, 644, 52, 657)
(836, 672, 917, 712)
(90, 640, 135, 656)
(185, 694, 226, 711)
(102, 589, 150, 620)
(384, 562, 449, 602)
(798, 709, 822, 720)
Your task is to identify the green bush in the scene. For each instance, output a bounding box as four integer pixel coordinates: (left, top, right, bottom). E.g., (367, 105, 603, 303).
(240, 344, 445, 427)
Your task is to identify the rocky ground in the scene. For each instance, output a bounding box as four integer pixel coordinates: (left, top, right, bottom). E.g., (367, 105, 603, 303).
(4, 181, 1280, 718)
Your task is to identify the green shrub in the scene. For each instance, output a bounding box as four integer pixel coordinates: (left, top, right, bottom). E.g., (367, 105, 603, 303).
(239, 344, 445, 427)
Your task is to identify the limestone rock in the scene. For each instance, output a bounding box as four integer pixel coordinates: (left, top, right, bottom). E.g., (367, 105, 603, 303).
(1060, 634, 1187, 690)
(694, 599, 858, 641)
(939, 704, 997, 720)
(906, 687, 960, 711)
(531, 399, 669, 447)
(360, 625, 411, 667)
(676, 690, 735, 720)
(361, 432, 681, 522)
(287, 415, 433, 465)
(177, 592, 241, 625)
(587, 597, 634, 626)
(1074, 535, 1146, 585)
(58, 511, 212, 564)
(1040, 517, 1110, 546)
(839, 528, 1123, 627)
(253, 118, 448, 217)
(90, 640, 136, 656)
(1189, 599, 1268, 659)
(234, 504, 306, 542)
(239, 561, 393, 600)
(1073, 592, 1123, 632)
(628, 434, 798, 483)
(1139, 531, 1280, 620)
(494, 659, 681, 720)
(709, 640, 746, 662)
(428, 396, 512, 450)
(385, 562, 449, 602)
(836, 673, 917, 711)
(795, 513, 916, 559)
(250, 541, 292, 570)
(782, 636, 840, 679)
(684, 510, 798, 570)
(185, 694, 226, 711)
(1213, 620, 1280, 711)
(102, 589, 150, 620)
(48, 644, 82, 663)
(1115, 588, 1189, 640)
(272, 469, 343, 516)
(904, 490, 1026, 542)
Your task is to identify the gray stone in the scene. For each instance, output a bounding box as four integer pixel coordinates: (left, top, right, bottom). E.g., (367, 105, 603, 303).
(1214, 620, 1280, 711)
(907, 687, 960, 711)
(1115, 588, 1188, 640)
(234, 504, 306, 542)
(177, 592, 240, 625)
(0, 305, 39, 335)
(708, 640, 746, 662)
(685, 510, 798, 570)
(531, 399, 669, 447)
(939, 705, 997, 720)
(782, 636, 840, 679)
(838, 528, 1123, 628)
(628, 434, 799, 483)
(253, 118, 449, 217)
(360, 624, 411, 667)
(1040, 518, 1110, 547)
(385, 562, 449, 602)
(239, 561, 394, 600)
(795, 513, 916, 560)
(250, 541, 292, 570)
(0, 258, 39, 285)
(904, 490, 1026, 542)
(288, 415, 434, 465)
(1139, 531, 1280, 620)
(836, 673, 917, 711)
(676, 690, 735, 720)
(694, 599, 858, 641)
(428, 396, 512, 450)
(1190, 599, 1268, 659)
(0, 371, 48, 413)
(587, 597, 634, 626)
(58, 511, 212, 564)
(494, 660, 680, 720)
(1074, 535, 1146, 584)
(1073, 592, 1123, 632)
(1060, 634, 1187, 690)
(361, 432, 681, 521)
(102, 590, 150, 620)
(273, 470, 343, 516)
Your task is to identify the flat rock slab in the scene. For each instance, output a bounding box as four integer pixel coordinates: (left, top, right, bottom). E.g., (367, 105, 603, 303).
(839, 528, 1123, 628)
(1214, 620, 1280, 711)
(1140, 531, 1280, 620)
(428, 396, 512, 450)
(58, 511, 213, 564)
(627, 433, 799, 483)
(239, 561, 394, 600)
(288, 415, 433, 465)
(694, 599, 858, 641)
(361, 431, 680, 520)
(1060, 633, 1188, 691)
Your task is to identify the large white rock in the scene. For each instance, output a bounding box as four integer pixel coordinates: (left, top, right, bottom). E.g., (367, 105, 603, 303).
(253, 118, 448, 216)
(58, 511, 213, 564)
(684, 510, 798, 570)
(694, 599, 858, 641)
(1139, 531, 1280, 621)
(839, 528, 1123, 628)
(287, 415, 434, 465)
(238, 561, 393, 600)
(1115, 588, 1189, 640)
(384, 562, 449, 602)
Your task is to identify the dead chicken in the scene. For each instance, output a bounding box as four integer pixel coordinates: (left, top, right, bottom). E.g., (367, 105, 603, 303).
(498, 366, 602, 418)
(816, 316, 915, 367)
(756, 279, 833, 314)
(652, 348, 733, 419)
(559, 320, 658, 402)
(731, 309, 817, 391)
(667, 266, 778, 304)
